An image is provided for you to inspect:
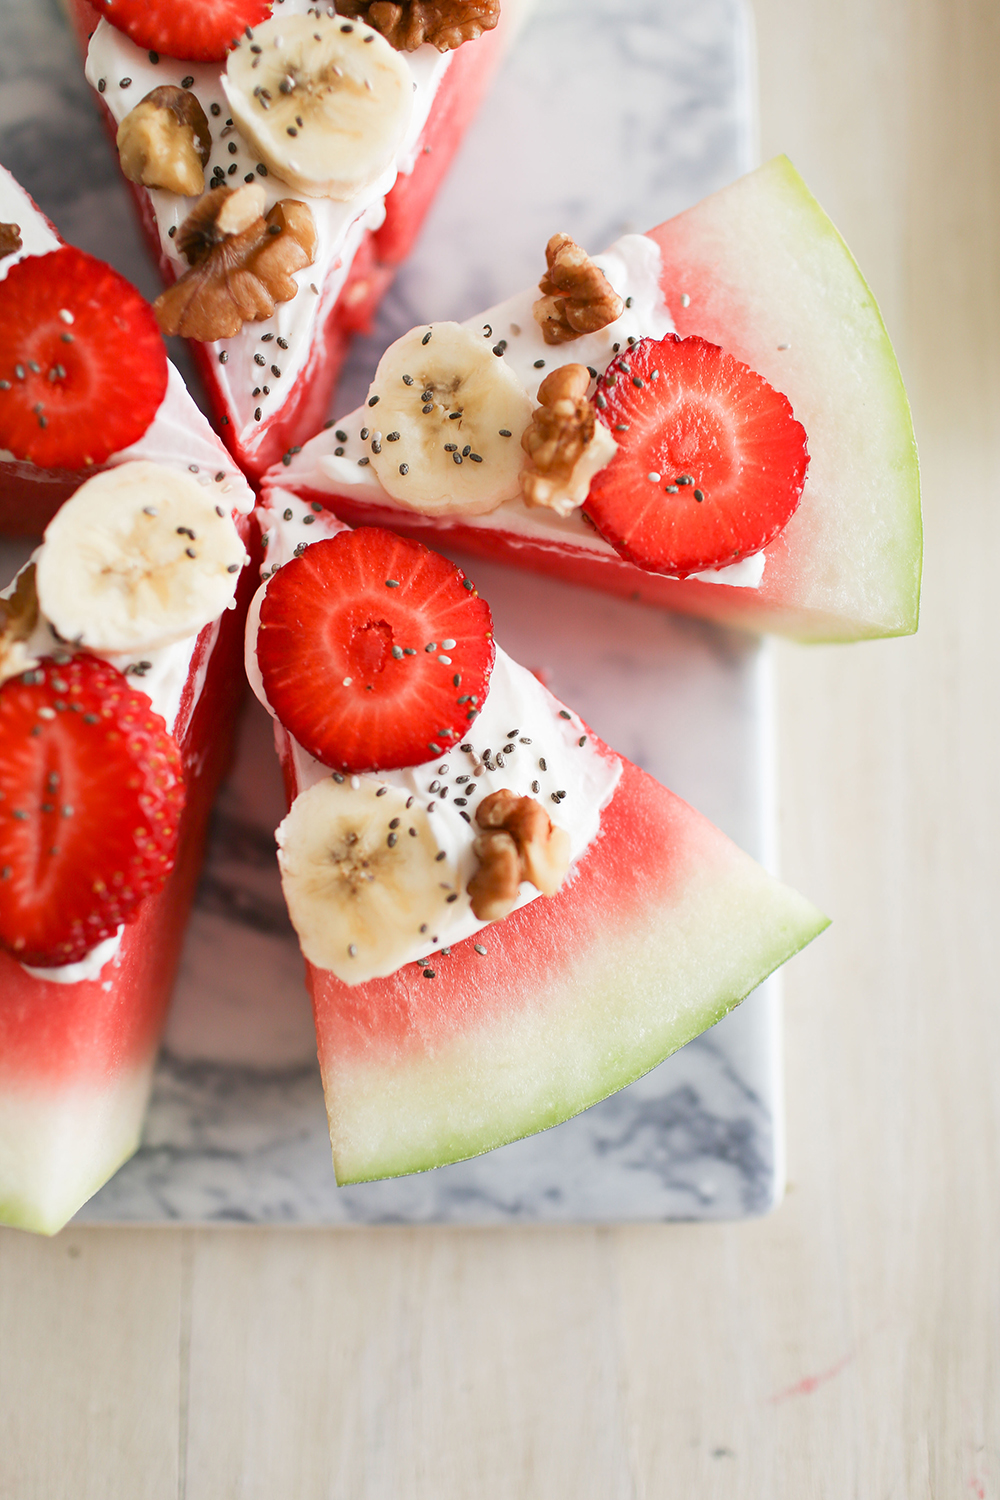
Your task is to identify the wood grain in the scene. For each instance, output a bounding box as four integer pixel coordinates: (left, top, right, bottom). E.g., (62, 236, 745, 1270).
(2, 1, 998, 1495)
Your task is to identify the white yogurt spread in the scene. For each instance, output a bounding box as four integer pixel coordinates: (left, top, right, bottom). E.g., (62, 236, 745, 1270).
(247, 492, 622, 975)
(276, 233, 767, 589)
(86, 2, 453, 457)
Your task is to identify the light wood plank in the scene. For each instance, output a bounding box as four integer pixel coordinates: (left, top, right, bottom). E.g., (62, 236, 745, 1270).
(0, 1227, 187, 1500)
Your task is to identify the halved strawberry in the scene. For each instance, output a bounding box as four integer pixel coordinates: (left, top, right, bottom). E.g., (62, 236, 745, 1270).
(257, 529, 495, 773)
(0, 248, 168, 469)
(583, 334, 809, 578)
(99, 0, 275, 62)
(0, 654, 185, 968)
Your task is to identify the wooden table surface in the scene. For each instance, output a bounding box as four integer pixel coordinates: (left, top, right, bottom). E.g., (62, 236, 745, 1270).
(2, 1, 997, 1494)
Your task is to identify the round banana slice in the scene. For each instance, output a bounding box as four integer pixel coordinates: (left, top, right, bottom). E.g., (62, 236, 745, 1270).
(36, 460, 245, 654)
(222, 13, 413, 200)
(277, 776, 460, 983)
(366, 323, 534, 515)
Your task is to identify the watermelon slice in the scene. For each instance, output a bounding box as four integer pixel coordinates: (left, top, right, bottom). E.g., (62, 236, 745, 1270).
(252, 499, 827, 1183)
(0, 546, 257, 1234)
(268, 157, 921, 643)
(63, 0, 515, 480)
(0, 166, 259, 1234)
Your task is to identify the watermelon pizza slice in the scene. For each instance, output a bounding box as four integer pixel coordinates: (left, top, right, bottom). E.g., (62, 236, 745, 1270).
(63, 0, 517, 480)
(0, 166, 259, 1234)
(245, 497, 828, 1183)
(265, 156, 922, 643)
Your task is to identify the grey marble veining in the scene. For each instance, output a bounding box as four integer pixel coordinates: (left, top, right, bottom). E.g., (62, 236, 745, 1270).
(0, 0, 781, 1224)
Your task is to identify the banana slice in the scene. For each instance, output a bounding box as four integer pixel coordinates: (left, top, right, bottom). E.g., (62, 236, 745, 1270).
(36, 460, 246, 654)
(366, 323, 534, 515)
(222, 13, 413, 200)
(277, 776, 461, 983)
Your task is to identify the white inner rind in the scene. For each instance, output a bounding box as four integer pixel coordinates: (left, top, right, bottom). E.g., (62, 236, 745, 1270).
(0, 1064, 152, 1233)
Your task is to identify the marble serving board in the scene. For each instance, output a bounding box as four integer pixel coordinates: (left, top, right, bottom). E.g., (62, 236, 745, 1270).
(0, 0, 781, 1223)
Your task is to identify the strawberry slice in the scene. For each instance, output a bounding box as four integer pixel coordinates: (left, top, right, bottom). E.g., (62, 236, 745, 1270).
(0, 654, 185, 968)
(583, 334, 809, 578)
(99, 0, 275, 63)
(257, 529, 495, 773)
(0, 247, 168, 470)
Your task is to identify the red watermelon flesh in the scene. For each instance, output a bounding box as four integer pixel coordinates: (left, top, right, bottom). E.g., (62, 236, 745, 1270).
(269, 157, 920, 642)
(277, 733, 827, 1185)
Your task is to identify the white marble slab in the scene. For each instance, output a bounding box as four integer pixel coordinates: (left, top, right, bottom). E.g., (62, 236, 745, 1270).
(0, 0, 779, 1223)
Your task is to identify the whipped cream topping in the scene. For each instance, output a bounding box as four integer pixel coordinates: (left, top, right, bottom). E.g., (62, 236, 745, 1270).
(86, 2, 452, 456)
(247, 493, 623, 973)
(22, 927, 125, 987)
(275, 233, 767, 590)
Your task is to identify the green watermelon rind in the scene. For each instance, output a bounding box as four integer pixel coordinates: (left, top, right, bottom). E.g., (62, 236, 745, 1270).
(321, 805, 829, 1186)
(653, 155, 922, 642)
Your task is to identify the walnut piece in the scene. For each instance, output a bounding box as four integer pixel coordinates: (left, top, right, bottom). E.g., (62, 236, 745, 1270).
(117, 86, 212, 198)
(0, 222, 22, 260)
(519, 364, 618, 517)
(533, 233, 625, 346)
(153, 186, 318, 342)
(338, 0, 499, 51)
(0, 564, 41, 688)
(467, 787, 571, 922)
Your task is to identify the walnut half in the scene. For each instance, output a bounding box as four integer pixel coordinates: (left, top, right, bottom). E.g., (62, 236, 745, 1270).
(117, 86, 212, 198)
(338, 0, 499, 51)
(533, 233, 625, 346)
(467, 788, 571, 922)
(0, 564, 41, 689)
(0, 222, 22, 260)
(519, 365, 618, 517)
(153, 185, 318, 342)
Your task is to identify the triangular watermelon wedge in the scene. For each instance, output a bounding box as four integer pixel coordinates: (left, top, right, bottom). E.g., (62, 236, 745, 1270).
(268, 156, 921, 643)
(0, 166, 258, 1234)
(306, 745, 827, 1185)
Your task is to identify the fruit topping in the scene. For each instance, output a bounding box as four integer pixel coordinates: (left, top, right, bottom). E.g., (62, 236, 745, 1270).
(98, 0, 274, 65)
(256, 528, 494, 772)
(468, 788, 571, 920)
(519, 364, 617, 517)
(116, 86, 212, 198)
(583, 334, 810, 578)
(533, 233, 625, 346)
(222, 12, 413, 200)
(0, 654, 184, 968)
(36, 461, 246, 654)
(0, 247, 168, 469)
(0, 222, 22, 259)
(336, 0, 500, 52)
(153, 185, 317, 341)
(276, 775, 461, 981)
(364, 322, 533, 514)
